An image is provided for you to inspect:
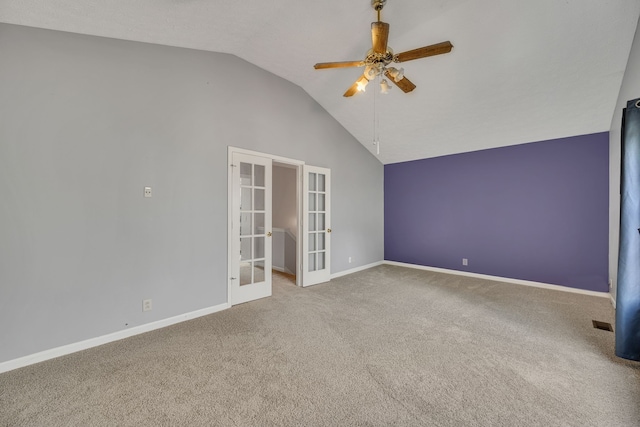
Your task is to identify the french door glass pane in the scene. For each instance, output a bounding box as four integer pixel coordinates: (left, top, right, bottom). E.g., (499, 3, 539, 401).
(241, 238, 252, 261)
(309, 233, 316, 251)
(318, 232, 325, 250)
(309, 173, 316, 191)
(318, 213, 325, 231)
(254, 213, 265, 234)
(241, 187, 252, 210)
(318, 174, 325, 192)
(240, 163, 252, 186)
(309, 213, 316, 231)
(254, 236, 265, 259)
(309, 193, 316, 211)
(309, 253, 316, 272)
(254, 165, 265, 187)
(254, 189, 265, 210)
(318, 193, 325, 211)
(240, 262, 252, 286)
(240, 213, 252, 236)
(254, 261, 265, 282)
(318, 252, 325, 270)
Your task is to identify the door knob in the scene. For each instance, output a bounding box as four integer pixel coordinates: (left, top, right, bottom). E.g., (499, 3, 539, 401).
(327, 228, 332, 233)
(267, 231, 272, 237)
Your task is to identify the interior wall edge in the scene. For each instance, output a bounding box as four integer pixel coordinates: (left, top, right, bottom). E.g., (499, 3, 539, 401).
(608, 13, 640, 304)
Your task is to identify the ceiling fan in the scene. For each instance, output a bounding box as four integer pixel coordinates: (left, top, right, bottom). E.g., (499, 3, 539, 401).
(314, 0, 453, 97)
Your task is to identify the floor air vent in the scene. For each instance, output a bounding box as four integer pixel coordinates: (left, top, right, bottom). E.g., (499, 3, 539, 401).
(592, 320, 613, 332)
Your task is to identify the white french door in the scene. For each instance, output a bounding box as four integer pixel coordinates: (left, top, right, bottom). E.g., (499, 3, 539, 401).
(230, 152, 272, 305)
(302, 166, 331, 287)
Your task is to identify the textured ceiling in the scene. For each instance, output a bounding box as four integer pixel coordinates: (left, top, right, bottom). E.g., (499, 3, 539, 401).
(1, 0, 639, 164)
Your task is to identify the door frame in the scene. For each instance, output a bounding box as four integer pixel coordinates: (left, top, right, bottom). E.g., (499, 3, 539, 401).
(227, 147, 305, 305)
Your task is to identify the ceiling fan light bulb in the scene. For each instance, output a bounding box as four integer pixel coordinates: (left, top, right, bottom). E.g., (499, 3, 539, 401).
(357, 79, 368, 92)
(387, 67, 404, 82)
(386, 67, 397, 80)
(365, 66, 378, 80)
(380, 79, 391, 94)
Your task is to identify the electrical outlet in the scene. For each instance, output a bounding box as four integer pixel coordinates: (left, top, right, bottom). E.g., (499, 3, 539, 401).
(348, 257, 352, 264)
(144, 187, 152, 198)
(462, 258, 468, 266)
(143, 299, 152, 312)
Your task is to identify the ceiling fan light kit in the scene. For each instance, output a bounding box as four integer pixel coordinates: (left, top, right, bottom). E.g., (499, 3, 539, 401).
(386, 67, 404, 82)
(357, 79, 369, 92)
(380, 79, 391, 94)
(314, 0, 453, 97)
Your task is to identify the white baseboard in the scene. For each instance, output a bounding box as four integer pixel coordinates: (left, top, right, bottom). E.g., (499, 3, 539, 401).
(273, 266, 295, 275)
(0, 302, 230, 374)
(384, 261, 610, 299)
(331, 261, 384, 279)
(610, 294, 617, 308)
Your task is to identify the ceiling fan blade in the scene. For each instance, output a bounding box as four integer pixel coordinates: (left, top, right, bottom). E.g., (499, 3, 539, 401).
(395, 41, 453, 63)
(384, 70, 416, 93)
(371, 21, 390, 54)
(343, 75, 369, 97)
(314, 60, 365, 70)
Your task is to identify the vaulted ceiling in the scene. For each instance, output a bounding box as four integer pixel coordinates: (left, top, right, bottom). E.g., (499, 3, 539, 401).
(2, 1, 639, 164)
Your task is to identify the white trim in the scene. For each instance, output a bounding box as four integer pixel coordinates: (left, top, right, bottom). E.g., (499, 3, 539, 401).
(331, 261, 384, 279)
(384, 261, 611, 298)
(294, 163, 303, 287)
(0, 302, 230, 374)
(272, 265, 295, 275)
(610, 294, 617, 308)
(229, 147, 305, 168)
(227, 148, 234, 307)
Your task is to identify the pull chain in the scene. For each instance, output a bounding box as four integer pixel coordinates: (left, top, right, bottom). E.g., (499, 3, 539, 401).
(373, 75, 380, 155)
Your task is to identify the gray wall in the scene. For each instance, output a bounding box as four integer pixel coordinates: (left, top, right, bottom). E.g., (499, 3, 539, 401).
(0, 23, 383, 364)
(609, 16, 640, 302)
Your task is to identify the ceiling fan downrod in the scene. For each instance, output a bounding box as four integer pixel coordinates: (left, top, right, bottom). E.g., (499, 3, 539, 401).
(372, 0, 386, 21)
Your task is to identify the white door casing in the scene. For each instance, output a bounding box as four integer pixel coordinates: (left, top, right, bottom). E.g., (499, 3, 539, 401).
(230, 152, 272, 305)
(302, 165, 331, 287)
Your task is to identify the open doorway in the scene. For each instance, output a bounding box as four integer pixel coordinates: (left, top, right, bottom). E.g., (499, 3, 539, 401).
(272, 162, 298, 289)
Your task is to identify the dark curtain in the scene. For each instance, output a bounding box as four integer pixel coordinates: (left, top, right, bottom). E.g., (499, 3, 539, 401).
(616, 98, 640, 361)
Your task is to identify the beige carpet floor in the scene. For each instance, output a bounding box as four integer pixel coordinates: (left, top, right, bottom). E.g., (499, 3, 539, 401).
(1, 265, 639, 426)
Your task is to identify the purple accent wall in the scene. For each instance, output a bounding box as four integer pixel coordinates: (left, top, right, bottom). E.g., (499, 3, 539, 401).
(384, 132, 609, 292)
